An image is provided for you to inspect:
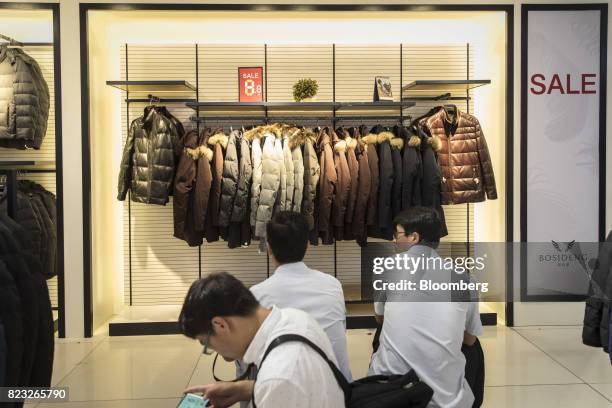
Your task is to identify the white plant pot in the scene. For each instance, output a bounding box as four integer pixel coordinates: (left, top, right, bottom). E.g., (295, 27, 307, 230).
(300, 96, 317, 102)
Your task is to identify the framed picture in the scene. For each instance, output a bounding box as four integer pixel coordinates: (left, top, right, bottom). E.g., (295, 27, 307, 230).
(238, 67, 264, 102)
(374, 76, 393, 101)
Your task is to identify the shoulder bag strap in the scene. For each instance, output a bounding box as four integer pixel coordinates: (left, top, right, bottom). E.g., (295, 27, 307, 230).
(252, 334, 351, 408)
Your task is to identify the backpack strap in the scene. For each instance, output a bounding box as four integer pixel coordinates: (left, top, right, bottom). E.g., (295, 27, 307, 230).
(252, 334, 351, 408)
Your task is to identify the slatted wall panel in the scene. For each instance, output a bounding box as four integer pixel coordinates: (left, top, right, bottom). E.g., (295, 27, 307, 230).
(117, 43, 480, 306)
(403, 44, 475, 244)
(266, 45, 334, 103)
(120, 45, 199, 305)
(0, 45, 58, 308)
(198, 44, 265, 102)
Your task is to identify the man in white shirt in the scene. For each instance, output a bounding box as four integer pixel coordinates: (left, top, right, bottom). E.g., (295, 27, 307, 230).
(369, 207, 475, 408)
(250, 210, 352, 381)
(180, 272, 345, 408)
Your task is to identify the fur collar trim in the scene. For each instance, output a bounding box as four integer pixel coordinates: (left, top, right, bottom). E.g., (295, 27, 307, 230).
(377, 131, 394, 144)
(427, 136, 442, 152)
(243, 128, 261, 141)
(408, 135, 421, 148)
(390, 138, 404, 150)
(208, 132, 228, 149)
(185, 145, 213, 162)
(287, 128, 309, 150)
(345, 136, 357, 149)
(333, 140, 347, 153)
(362, 133, 378, 145)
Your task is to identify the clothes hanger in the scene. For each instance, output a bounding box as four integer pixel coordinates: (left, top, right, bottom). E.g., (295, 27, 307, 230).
(0, 34, 23, 47)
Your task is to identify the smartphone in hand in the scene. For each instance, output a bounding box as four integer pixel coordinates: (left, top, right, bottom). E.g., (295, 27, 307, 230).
(177, 393, 210, 408)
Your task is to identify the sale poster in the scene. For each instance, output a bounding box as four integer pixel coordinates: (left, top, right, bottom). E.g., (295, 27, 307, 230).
(239, 67, 264, 102)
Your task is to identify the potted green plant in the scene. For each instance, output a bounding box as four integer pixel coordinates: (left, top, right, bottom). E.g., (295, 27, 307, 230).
(293, 78, 319, 102)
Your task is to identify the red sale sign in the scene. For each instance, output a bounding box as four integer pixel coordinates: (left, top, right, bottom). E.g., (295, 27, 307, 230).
(238, 67, 264, 102)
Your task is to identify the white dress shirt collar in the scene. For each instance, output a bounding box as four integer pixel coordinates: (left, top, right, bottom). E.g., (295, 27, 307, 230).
(273, 261, 308, 275)
(242, 306, 281, 367)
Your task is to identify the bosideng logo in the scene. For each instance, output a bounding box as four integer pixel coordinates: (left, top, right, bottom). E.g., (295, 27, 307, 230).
(539, 240, 589, 267)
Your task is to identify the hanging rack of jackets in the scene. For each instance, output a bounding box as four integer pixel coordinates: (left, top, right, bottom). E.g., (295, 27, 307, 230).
(0, 160, 55, 393)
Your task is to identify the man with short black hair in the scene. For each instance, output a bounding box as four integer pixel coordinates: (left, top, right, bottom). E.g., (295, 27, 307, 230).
(370, 206, 476, 408)
(250, 211, 352, 380)
(180, 272, 344, 408)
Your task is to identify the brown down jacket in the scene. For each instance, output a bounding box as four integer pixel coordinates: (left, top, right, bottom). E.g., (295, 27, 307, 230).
(330, 128, 351, 242)
(421, 107, 497, 205)
(203, 129, 227, 243)
(173, 129, 213, 246)
(350, 127, 370, 246)
(361, 125, 379, 238)
(341, 128, 360, 241)
(312, 128, 337, 245)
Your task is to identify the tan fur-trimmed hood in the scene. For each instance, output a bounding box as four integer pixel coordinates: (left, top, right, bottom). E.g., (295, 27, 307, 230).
(207, 132, 228, 149)
(243, 127, 262, 141)
(362, 133, 378, 145)
(390, 138, 404, 150)
(345, 136, 357, 149)
(333, 140, 347, 153)
(376, 131, 394, 144)
(408, 135, 421, 148)
(427, 135, 442, 152)
(186, 145, 213, 162)
(287, 128, 313, 150)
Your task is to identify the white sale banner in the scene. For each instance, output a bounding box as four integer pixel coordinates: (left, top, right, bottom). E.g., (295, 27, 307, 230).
(524, 8, 603, 298)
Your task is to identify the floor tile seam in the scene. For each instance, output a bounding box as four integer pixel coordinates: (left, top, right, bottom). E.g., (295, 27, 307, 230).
(585, 383, 612, 404)
(54, 336, 108, 386)
(510, 327, 589, 385)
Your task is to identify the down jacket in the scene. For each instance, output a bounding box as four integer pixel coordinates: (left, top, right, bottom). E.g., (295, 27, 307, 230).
(173, 129, 213, 246)
(289, 129, 305, 214)
(342, 128, 360, 241)
(0, 45, 50, 150)
(376, 130, 394, 240)
(420, 129, 448, 238)
(282, 132, 295, 211)
(351, 128, 371, 246)
(421, 106, 497, 205)
(583, 231, 612, 351)
(299, 129, 320, 231)
(314, 129, 337, 245)
(228, 133, 253, 249)
(117, 106, 181, 205)
(249, 132, 263, 231)
(255, 132, 283, 241)
(361, 126, 380, 236)
(204, 129, 227, 242)
(401, 127, 423, 209)
(331, 129, 351, 242)
(390, 135, 404, 220)
(219, 131, 240, 227)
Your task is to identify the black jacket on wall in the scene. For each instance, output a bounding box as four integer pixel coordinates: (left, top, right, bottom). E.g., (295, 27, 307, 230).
(419, 130, 448, 238)
(117, 106, 182, 205)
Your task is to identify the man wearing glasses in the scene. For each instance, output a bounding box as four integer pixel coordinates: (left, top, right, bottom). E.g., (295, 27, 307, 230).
(179, 272, 344, 408)
(369, 206, 477, 408)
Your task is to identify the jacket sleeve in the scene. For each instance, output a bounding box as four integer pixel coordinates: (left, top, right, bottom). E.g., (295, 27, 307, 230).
(283, 138, 294, 211)
(218, 135, 239, 227)
(117, 120, 136, 201)
(173, 146, 196, 240)
(352, 146, 370, 241)
(292, 147, 304, 213)
(318, 143, 337, 233)
(231, 138, 252, 223)
(476, 123, 497, 200)
(401, 146, 420, 209)
(278, 139, 287, 213)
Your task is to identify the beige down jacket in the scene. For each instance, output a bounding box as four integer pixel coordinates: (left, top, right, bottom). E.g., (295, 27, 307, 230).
(254, 132, 284, 240)
(289, 129, 305, 213)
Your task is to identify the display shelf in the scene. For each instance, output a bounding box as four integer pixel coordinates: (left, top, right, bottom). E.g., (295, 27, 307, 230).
(402, 79, 490, 100)
(106, 80, 196, 93)
(0, 160, 56, 172)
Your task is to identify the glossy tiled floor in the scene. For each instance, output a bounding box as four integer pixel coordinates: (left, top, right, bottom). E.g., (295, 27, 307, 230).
(26, 325, 612, 407)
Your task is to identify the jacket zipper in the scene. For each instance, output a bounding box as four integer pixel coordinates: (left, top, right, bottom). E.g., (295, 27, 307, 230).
(447, 131, 453, 200)
(147, 120, 153, 201)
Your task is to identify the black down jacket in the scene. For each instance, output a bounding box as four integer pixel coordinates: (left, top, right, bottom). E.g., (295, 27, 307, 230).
(228, 133, 253, 249)
(117, 106, 181, 205)
(0, 45, 50, 150)
(401, 126, 423, 209)
(583, 231, 612, 351)
(419, 129, 448, 239)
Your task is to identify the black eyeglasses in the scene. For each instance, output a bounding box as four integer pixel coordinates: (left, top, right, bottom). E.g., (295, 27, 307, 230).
(211, 353, 256, 382)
